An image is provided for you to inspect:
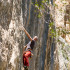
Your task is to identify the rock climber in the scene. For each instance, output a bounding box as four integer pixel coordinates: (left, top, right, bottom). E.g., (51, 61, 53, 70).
(20, 26, 38, 50)
(19, 26, 38, 70)
(23, 35, 38, 70)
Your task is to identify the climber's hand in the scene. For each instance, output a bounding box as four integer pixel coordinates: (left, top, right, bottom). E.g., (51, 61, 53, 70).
(31, 53, 33, 56)
(24, 46, 27, 49)
(19, 26, 24, 30)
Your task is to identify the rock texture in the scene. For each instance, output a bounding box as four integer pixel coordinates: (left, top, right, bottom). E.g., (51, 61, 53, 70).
(22, 0, 50, 70)
(55, 0, 70, 70)
(0, 0, 70, 70)
(0, 0, 24, 70)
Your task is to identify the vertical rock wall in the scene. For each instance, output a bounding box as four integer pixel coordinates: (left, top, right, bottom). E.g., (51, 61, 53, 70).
(0, 0, 64, 70)
(22, 0, 57, 70)
(55, 0, 70, 70)
(0, 0, 50, 70)
(0, 0, 24, 70)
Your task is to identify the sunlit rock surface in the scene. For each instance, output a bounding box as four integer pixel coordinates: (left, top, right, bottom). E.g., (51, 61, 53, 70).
(0, 0, 24, 70)
(55, 0, 70, 70)
(0, 0, 70, 70)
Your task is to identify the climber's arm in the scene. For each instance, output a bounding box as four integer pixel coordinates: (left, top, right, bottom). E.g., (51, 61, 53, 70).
(23, 46, 26, 51)
(23, 27, 32, 41)
(31, 53, 33, 56)
(23, 46, 27, 54)
(19, 26, 32, 41)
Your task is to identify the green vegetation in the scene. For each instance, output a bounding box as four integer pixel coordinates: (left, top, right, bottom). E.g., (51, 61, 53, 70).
(32, 0, 49, 18)
(49, 22, 56, 38)
(32, 0, 56, 38)
(54, 4, 58, 8)
(68, 19, 70, 22)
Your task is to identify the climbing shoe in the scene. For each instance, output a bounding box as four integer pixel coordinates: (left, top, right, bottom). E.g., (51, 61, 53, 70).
(24, 66, 28, 70)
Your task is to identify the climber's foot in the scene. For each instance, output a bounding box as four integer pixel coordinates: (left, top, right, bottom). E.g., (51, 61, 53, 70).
(24, 66, 28, 70)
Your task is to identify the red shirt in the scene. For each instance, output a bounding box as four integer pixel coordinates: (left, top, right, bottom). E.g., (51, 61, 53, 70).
(23, 51, 31, 66)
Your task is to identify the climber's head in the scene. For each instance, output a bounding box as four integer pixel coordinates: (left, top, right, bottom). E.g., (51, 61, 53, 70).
(33, 36, 38, 41)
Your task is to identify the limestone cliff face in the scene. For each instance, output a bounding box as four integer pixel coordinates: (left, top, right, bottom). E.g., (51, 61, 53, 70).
(22, 0, 50, 70)
(0, 0, 59, 70)
(54, 0, 70, 70)
(0, 0, 24, 70)
(0, 0, 70, 70)
(0, 0, 51, 70)
(0, 0, 49, 70)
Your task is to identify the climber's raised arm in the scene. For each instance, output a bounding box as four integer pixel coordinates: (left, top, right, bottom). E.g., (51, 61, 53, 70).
(19, 26, 32, 41)
(23, 27, 32, 41)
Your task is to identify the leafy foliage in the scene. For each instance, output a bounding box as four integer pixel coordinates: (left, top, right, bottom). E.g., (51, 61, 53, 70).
(32, 0, 49, 18)
(32, 0, 56, 38)
(49, 22, 56, 38)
